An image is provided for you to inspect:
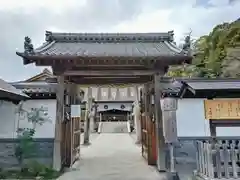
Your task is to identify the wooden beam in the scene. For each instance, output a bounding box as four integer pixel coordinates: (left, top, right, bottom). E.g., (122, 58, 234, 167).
(53, 75, 65, 171)
(63, 70, 159, 76)
(69, 77, 151, 85)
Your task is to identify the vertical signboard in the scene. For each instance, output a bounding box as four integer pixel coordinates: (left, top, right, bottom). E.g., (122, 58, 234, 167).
(162, 98, 178, 143)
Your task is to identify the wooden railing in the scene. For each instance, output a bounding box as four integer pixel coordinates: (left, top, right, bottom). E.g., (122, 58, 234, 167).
(196, 140, 240, 179)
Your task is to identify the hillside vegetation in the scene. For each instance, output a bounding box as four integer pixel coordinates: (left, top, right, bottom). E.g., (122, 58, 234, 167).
(167, 19, 240, 78)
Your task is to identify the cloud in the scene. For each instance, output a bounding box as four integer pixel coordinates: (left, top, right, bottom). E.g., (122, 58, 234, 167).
(0, 0, 239, 81)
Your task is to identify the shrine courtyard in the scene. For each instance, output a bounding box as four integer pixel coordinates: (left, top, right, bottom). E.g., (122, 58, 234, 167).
(57, 133, 166, 180)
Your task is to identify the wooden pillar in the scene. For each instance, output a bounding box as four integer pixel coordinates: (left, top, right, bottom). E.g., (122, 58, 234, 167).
(70, 83, 79, 166)
(154, 72, 167, 172)
(134, 85, 141, 144)
(83, 87, 92, 145)
(93, 103, 98, 132)
(209, 120, 217, 144)
(53, 75, 65, 171)
(144, 83, 154, 164)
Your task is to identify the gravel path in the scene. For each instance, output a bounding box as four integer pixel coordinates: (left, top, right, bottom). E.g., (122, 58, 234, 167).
(57, 133, 167, 180)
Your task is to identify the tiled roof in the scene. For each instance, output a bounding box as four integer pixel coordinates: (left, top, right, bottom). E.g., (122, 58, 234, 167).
(19, 31, 189, 58)
(179, 78, 240, 90)
(0, 78, 28, 100)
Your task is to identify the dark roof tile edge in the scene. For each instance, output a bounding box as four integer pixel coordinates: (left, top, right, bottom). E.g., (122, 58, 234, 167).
(45, 31, 175, 43)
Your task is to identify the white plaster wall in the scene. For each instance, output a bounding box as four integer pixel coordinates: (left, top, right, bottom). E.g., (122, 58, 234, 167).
(0, 99, 56, 138)
(176, 98, 240, 137)
(19, 99, 56, 138)
(176, 98, 210, 137)
(0, 100, 17, 138)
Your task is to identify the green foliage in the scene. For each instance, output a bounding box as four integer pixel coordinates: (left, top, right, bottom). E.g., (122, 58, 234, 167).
(10, 107, 60, 179)
(15, 128, 35, 164)
(168, 19, 240, 78)
(0, 162, 61, 179)
(15, 107, 50, 165)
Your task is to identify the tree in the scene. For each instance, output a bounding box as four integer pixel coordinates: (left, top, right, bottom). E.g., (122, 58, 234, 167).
(167, 19, 240, 78)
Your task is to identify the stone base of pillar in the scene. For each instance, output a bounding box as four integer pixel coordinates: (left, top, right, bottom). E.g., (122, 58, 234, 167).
(166, 172, 180, 180)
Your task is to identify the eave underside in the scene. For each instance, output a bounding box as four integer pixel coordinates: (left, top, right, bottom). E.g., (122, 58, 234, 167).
(0, 91, 27, 103)
(17, 54, 192, 68)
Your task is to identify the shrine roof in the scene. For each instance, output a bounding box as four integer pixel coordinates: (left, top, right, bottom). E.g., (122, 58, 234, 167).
(179, 78, 240, 90)
(11, 82, 57, 94)
(0, 78, 29, 101)
(16, 31, 192, 64)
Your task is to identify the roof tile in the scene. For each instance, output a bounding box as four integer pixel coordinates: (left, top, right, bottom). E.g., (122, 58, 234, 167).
(0, 79, 28, 100)
(18, 31, 189, 58)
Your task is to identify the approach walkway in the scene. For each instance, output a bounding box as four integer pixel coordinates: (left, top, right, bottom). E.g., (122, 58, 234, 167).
(57, 133, 167, 180)
(100, 122, 128, 133)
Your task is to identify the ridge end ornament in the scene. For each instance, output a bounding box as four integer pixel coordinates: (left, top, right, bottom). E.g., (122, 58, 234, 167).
(24, 36, 34, 54)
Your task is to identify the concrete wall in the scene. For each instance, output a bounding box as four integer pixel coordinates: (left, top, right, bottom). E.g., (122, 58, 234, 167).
(175, 137, 240, 179)
(0, 99, 56, 168)
(170, 98, 240, 178)
(18, 99, 56, 138)
(0, 138, 54, 169)
(0, 99, 56, 138)
(0, 100, 17, 138)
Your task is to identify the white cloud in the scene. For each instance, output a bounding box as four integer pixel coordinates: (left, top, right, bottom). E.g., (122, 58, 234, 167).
(110, 0, 240, 44)
(0, 0, 239, 81)
(110, 9, 184, 43)
(209, 0, 230, 6)
(0, 0, 87, 12)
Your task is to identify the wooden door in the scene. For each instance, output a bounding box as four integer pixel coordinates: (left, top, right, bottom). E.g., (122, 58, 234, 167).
(141, 114, 156, 165)
(140, 87, 156, 166)
(61, 120, 71, 167)
(71, 117, 81, 165)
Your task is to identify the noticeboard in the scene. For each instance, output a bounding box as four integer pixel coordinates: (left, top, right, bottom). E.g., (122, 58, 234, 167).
(71, 105, 81, 117)
(204, 99, 240, 120)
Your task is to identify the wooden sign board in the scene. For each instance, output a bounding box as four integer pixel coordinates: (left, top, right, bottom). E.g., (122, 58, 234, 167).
(204, 99, 240, 120)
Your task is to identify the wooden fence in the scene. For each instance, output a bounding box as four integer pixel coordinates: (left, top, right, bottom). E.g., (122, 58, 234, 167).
(196, 140, 240, 179)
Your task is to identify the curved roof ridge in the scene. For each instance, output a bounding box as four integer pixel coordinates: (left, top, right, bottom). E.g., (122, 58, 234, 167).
(163, 41, 183, 54)
(34, 41, 56, 53)
(45, 30, 175, 43)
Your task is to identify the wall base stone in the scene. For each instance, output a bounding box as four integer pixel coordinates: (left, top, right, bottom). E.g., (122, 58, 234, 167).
(0, 138, 54, 169)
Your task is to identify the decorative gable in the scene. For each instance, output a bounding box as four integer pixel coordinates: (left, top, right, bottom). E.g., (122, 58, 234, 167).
(24, 68, 53, 82)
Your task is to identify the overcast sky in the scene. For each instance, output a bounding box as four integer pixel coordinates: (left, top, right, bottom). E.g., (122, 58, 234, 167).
(0, 0, 239, 82)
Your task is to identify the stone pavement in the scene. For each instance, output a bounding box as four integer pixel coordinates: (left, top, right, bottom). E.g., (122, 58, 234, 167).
(57, 133, 167, 180)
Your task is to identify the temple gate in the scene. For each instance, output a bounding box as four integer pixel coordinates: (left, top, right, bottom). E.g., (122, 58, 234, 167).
(16, 31, 192, 171)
